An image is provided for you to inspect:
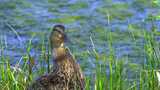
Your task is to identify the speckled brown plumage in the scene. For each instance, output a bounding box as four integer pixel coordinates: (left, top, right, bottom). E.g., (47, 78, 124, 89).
(27, 25, 85, 90)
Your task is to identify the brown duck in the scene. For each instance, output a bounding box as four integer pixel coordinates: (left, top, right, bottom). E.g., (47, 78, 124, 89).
(27, 25, 85, 90)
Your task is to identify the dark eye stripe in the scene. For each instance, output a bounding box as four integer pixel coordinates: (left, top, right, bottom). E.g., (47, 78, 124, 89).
(55, 30, 64, 35)
(55, 27, 64, 33)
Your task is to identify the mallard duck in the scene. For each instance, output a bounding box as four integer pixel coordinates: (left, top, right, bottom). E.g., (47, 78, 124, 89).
(27, 25, 85, 90)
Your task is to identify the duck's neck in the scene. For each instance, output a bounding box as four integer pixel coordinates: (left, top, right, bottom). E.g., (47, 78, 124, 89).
(52, 43, 67, 61)
(52, 47, 66, 58)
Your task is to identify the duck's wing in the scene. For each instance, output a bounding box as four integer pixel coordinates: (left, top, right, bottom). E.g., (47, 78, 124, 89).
(27, 75, 49, 90)
(75, 63, 85, 90)
(65, 47, 85, 89)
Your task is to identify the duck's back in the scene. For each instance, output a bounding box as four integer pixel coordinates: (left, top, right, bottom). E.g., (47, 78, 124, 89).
(27, 69, 70, 90)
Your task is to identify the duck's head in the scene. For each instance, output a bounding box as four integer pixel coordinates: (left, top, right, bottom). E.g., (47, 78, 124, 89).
(50, 25, 67, 49)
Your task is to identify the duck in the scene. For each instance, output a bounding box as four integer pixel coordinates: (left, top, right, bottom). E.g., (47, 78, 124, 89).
(27, 25, 85, 90)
